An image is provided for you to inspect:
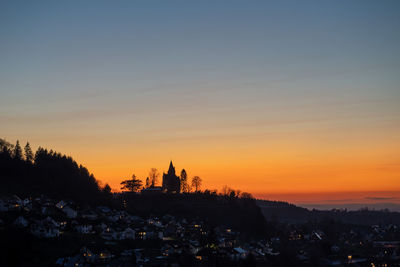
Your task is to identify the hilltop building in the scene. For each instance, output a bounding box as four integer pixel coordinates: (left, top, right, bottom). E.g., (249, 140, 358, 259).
(162, 161, 180, 193)
(141, 186, 162, 194)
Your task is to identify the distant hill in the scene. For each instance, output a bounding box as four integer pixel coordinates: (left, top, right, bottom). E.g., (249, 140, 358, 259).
(257, 199, 400, 225)
(299, 202, 400, 212)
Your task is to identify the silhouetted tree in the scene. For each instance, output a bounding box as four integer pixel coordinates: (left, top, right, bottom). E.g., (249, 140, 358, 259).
(241, 192, 254, 199)
(191, 176, 202, 192)
(102, 184, 112, 194)
(0, 138, 13, 156)
(34, 146, 45, 163)
(235, 189, 242, 198)
(0, 140, 104, 204)
(13, 140, 23, 160)
(148, 168, 159, 187)
(145, 177, 150, 188)
(121, 174, 143, 192)
(221, 185, 237, 197)
(221, 185, 229, 195)
(180, 169, 188, 193)
(24, 142, 34, 163)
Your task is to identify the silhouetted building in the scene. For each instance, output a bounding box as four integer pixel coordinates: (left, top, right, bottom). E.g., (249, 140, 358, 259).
(141, 186, 162, 194)
(162, 161, 180, 193)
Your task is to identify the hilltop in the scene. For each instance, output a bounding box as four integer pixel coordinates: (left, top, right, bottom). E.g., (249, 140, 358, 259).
(0, 138, 268, 238)
(0, 139, 111, 205)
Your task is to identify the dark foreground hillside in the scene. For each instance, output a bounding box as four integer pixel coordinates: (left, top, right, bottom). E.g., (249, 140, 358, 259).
(120, 192, 270, 238)
(0, 195, 273, 267)
(0, 138, 268, 238)
(0, 139, 111, 205)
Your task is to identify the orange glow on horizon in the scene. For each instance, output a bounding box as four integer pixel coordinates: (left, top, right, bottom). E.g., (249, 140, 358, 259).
(14, 117, 398, 205)
(2, 0, 400, 207)
(58, 129, 400, 204)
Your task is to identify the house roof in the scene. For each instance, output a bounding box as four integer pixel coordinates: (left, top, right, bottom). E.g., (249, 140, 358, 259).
(234, 247, 247, 254)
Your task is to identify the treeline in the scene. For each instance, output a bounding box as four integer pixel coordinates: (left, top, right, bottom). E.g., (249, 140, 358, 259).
(121, 168, 254, 199)
(0, 138, 112, 205)
(257, 199, 400, 225)
(120, 167, 203, 193)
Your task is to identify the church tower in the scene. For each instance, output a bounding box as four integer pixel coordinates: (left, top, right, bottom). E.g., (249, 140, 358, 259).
(162, 161, 181, 193)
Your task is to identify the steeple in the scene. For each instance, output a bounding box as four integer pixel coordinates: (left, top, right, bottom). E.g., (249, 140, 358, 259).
(162, 161, 180, 193)
(168, 161, 175, 175)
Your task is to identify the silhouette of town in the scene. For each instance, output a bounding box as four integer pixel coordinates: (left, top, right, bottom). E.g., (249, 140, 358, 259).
(1, 138, 400, 266)
(2, 0, 399, 265)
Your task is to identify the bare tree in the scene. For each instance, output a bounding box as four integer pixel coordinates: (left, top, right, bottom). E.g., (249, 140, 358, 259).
(191, 176, 202, 192)
(221, 185, 229, 195)
(148, 168, 159, 187)
(221, 186, 241, 198)
(180, 169, 188, 193)
(235, 189, 242, 198)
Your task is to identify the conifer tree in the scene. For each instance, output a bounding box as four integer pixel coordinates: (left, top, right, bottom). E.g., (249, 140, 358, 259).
(13, 140, 23, 160)
(120, 174, 143, 192)
(24, 142, 34, 163)
(102, 184, 112, 195)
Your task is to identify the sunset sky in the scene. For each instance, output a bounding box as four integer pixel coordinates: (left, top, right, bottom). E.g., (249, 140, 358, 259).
(1, 1, 399, 205)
